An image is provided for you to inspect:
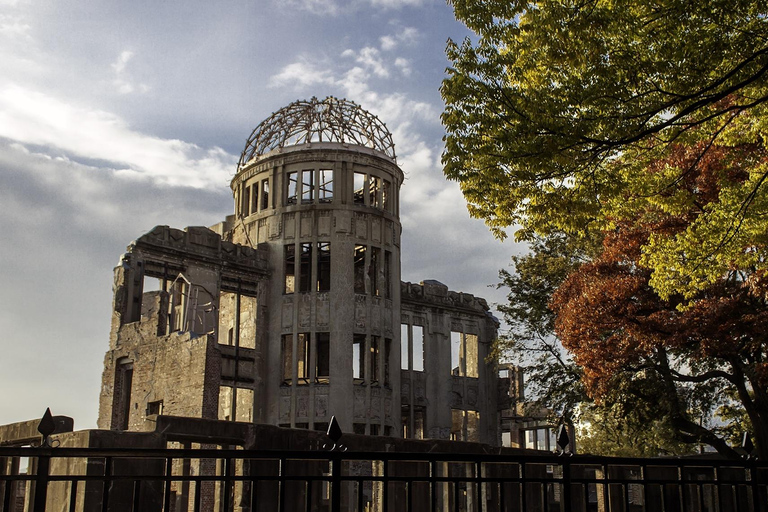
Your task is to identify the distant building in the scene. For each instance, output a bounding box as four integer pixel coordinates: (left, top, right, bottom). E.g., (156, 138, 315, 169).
(97, 97, 502, 445)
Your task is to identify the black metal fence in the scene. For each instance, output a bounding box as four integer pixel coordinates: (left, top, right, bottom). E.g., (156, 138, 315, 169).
(1, 446, 766, 512)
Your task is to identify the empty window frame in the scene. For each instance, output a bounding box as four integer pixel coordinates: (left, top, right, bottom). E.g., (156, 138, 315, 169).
(261, 179, 270, 211)
(282, 333, 311, 385)
(301, 169, 314, 203)
(316, 333, 330, 384)
(241, 185, 251, 217)
(450, 331, 479, 377)
(401, 323, 424, 372)
(369, 246, 380, 296)
(369, 175, 381, 207)
(353, 172, 366, 204)
(371, 335, 380, 383)
(286, 171, 298, 205)
(299, 243, 312, 293)
(450, 409, 480, 442)
(319, 169, 333, 202)
(402, 405, 426, 439)
(382, 179, 391, 212)
(354, 245, 366, 294)
(353, 334, 365, 380)
(297, 333, 310, 384)
(317, 242, 331, 292)
(284, 244, 296, 294)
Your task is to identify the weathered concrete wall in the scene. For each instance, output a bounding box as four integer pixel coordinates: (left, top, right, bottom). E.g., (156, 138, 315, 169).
(400, 280, 500, 445)
(231, 145, 404, 436)
(98, 327, 220, 431)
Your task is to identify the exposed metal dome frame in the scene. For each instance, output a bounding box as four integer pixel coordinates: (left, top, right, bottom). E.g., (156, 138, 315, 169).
(238, 97, 396, 169)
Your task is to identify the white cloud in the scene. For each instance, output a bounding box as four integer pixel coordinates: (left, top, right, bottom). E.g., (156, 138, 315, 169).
(370, 0, 428, 8)
(352, 47, 389, 77)
(0, 13, 30, 37)
(110, 50, 149, 95)
(269, 59, 336, 89)
(0, 84, 234, 188)
(380, 26, 419, 50)
(394, 57, 411, 76)
(279, 0, 341, 16)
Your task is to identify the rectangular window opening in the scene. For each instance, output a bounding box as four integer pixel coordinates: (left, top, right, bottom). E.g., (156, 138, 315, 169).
(353, 172, 366, 204)
(299, 243, 312, 293)
(369, 176, 381, 208)
(383, 179, 391, 212)
(284, 245, 296, 294)
(371, 335, 380, 384)
(241, 185, 250, 217)
(319, 169, 333, 202)
(413, 325, 424, 372)
(297, 333, 310, 384)
(301, 169, 314, 203)
(261, 179, 270, 211)
(316, 333, 330, 384)
(451, 331, 462, 376)
(354, 245, 366, 294)
(353, 334, 365, 381)
(466, 334, 479, 378)
(317, 242, 331, 292)
(400, 324, 409, 371)
(369, 247, 380, 296)
(286, 171, 298, 205)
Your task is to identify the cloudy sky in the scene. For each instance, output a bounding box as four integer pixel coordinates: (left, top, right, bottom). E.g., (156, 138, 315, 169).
(0, 0, 523, 428)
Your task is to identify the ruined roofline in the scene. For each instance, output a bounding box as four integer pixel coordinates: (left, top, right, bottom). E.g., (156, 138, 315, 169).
(238, 97, 397, 169)
(400, 279, 496, 320)
(126, 225, 268, 276)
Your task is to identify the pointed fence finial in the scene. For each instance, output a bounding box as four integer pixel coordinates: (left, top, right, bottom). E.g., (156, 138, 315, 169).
(38, 408, 56, 448)
(322, 416, 347, 452)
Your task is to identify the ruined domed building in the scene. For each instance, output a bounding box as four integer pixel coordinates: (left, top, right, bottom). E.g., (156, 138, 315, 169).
(96, 97, 501, 445)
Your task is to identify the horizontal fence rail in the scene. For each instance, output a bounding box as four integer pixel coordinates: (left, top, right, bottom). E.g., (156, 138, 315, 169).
(1, 446, 766, 512)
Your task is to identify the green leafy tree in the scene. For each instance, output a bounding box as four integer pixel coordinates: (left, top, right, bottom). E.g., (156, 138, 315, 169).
(495, 232, 598, 422)
(442, 0, 768, 299)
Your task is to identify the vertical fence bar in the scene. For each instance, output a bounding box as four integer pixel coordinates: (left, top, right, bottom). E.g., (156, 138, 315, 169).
(164, 456, 173, 511)
(431, 460, 437, 512)
(32, 452, 50, 512)
(382, 459, 388, 512)
(131, 480, 141, 512)
(68, 479, 79, 512)
(101, 456, 112, 512)
(222, 457, 232, 512)
(520, 462, 527, 512)
(475, 461, 481, 512)
(279, 458, 286, 512)
(562, 458, 571, 512)
(331, 453, 341, 512)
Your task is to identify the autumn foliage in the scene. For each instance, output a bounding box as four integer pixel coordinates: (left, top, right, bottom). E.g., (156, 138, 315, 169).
(551, 142, 768, 458)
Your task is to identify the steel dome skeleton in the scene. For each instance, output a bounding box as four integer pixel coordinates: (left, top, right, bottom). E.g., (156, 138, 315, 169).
(238, 97, 397, 169)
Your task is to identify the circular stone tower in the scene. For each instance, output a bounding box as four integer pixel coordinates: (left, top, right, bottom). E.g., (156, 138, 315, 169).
(230, 97, 403, 435)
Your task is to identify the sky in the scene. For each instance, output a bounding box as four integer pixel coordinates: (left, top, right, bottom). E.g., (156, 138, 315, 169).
(0, 0, 524, 429)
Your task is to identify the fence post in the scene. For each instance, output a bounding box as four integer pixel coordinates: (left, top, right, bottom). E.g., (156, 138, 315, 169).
(331, 452, 341, 512)
(32, 452, 50, 512)
(562, 457, 571, 512)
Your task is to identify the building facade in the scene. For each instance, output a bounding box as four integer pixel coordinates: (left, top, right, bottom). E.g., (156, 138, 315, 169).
(97, 97, 501, 445)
